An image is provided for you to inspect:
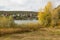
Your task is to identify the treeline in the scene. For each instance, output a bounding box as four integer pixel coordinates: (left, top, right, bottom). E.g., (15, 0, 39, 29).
(0, 11, 38, 20)
(38, 2, 60, 27)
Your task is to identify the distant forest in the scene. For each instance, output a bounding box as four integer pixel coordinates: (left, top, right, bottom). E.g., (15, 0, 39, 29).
(0, 11, 38, 20)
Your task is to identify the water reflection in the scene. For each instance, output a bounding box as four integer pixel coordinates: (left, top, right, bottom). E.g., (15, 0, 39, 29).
(14, 20, 38, 24)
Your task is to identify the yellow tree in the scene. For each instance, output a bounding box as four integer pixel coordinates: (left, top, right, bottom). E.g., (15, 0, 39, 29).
(51, 5, 60, 26)
(44, 2, 52, 12)
(38, 2, 52, 27)
(38, 11, 45, 25)
(44, 2, 52, 26)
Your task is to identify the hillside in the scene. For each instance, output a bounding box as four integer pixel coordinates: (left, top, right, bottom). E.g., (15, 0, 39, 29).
(0, 11, 38, 20)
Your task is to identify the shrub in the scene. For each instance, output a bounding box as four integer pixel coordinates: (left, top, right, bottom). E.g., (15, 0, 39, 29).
(0, 16, 14, 28)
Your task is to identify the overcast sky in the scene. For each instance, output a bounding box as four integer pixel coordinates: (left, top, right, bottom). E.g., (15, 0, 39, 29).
(0, 0, 60, 11)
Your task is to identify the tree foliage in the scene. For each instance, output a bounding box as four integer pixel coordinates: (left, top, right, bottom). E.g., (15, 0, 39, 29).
(38, 2, 52, 27)
(38, 2, 60, 27)
(51, 5, 60, 26)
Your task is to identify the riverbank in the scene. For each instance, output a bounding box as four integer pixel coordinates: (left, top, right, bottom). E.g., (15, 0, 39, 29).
(0, 22, 41, 36)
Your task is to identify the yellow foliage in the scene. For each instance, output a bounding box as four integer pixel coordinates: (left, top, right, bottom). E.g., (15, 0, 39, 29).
(51, 6, 60, 26)
(0, 16, 14, 27)
(38, 2, 52, 27)
(38, 12, 46, 25)
(38, 1, 60, 27)
(44, 2, 52, 12)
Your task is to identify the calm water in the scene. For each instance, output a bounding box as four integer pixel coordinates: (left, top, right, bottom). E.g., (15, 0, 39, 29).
(14, 20, 39, 24)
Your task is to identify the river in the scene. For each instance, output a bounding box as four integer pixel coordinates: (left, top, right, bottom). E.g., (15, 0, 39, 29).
(14, 20, 39, 24)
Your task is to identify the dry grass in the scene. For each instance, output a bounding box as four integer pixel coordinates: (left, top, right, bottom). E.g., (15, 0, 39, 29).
(0, 16, 14, 27)
(0, 16, 42, 36)
(0, 22, 42, 35)
(0, 28, 60, 40)
(0, 21, 60, 40)
(0, 16, 60, 40)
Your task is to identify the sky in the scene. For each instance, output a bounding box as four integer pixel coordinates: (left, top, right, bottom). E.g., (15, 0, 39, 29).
(0, 0, 60, 11)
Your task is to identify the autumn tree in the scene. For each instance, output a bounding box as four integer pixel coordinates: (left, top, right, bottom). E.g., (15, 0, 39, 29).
(38, 2, 52, 27)
(51, 5, 60, 26)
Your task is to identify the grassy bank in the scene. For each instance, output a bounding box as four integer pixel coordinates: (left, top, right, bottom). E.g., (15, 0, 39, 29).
(0, 17, 60, 40)
(0, 22, 42, 36)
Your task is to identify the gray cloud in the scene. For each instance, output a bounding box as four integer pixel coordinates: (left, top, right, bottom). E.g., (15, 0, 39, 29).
(0, 0, 60, 11)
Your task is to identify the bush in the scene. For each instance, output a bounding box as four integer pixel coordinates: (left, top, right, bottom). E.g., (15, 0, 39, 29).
(0, 16, 15, 28)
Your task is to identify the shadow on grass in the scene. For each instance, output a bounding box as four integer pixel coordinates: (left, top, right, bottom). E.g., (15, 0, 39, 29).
(0, 29, 32, 37)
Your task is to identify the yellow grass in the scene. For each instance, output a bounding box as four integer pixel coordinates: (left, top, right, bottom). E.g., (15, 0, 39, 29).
(1, 28, 60, 40)
(0, 22, 42, 35)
